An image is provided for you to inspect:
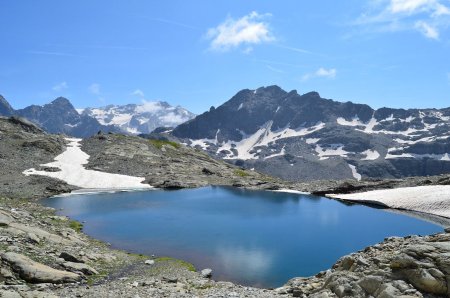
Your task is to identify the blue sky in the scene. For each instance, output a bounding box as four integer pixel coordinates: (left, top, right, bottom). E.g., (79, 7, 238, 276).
(1, 0, 450, 114)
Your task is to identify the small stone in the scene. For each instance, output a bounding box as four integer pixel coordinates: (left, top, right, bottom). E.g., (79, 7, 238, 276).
(131, 281, 139, 287)
(162, 276, 178, 283)
(144, 259, 155, 265)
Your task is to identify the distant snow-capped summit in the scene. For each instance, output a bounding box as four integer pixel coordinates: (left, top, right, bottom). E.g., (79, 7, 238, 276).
(81, 101, 195, 134)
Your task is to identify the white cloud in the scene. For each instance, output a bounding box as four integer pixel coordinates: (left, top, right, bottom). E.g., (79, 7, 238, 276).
(159, 112, 189, 125)
(131, 89, 145, 97)
(52, 81, 68, 92)
(353, 0, 450, 39)
(136, 100, 163, 113)
(89, 83, 101, 95)
(389, 0, 436, 14)
(206, 11, 274, 51)
(302, 68, 337, 81)
(415, 20, 439, 38)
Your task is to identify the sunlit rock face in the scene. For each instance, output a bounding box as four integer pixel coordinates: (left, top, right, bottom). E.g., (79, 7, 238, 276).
(172, 85, 450, 181)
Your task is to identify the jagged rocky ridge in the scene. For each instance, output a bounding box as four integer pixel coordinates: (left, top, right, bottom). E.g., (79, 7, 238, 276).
(172, 85, 450, 182)
(0, 96, 120, 137)
(81, 102, 195, 134)
(0, 95, 195, 138)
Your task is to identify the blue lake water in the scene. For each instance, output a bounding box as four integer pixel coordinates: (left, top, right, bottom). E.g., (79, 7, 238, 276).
(41, 186, 442, 288)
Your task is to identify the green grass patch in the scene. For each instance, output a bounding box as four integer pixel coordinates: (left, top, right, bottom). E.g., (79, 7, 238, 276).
(234, 169, 249, 177)
(69, 220, 83, 233)
(86, 270, 108, 286)
(149, 139, 181, 150)
(155, 257, 196, 272)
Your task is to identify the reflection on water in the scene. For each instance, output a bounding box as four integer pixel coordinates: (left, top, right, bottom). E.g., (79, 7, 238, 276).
(42, 186, 442, 288)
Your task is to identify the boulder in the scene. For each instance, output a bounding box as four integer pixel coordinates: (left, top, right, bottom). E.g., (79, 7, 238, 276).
(144, 259, 155, 265)
(0, 210, 13, 226)
(62, 262, 98, 275)
(59, 252, 84, 263)
(1, 252, 81, 283)
(201, 268, 212, 278)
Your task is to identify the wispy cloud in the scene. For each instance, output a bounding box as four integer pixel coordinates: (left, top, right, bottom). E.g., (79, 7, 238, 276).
(273, 44, 313, 54)
(266, 65, 284, 73)
(302, 67, 337, 81)
(89, 83, 101, 95)
(252, 58, 306, 68)
(206, 11, 274, 51)
(147, 17, 197, 29)
(352, 0, 450, 40)
(415, 20, 439, 38)
(27, 50, 83, 57)
(88, 83, 105, 103)
(47, 44, 153, 51)
(131, 89, 145, 97)
(52, 81, 68, 92)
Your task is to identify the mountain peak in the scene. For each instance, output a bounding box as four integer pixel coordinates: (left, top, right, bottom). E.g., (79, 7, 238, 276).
(303, 91, 321, 98)
(50, 97, 73, 106)
(0, 95, 15, 116)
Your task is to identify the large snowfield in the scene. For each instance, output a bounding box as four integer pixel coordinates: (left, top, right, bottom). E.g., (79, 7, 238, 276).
(329, 186, 450, 219)
(23, 138, 152, 190)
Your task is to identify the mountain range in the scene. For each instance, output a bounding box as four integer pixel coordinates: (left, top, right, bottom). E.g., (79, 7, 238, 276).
(0, 96, 195, 137)
(2, 86, 450, 182)
(171, 85, 450, 181)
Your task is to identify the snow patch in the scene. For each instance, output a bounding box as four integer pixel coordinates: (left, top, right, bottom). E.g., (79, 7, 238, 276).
(361, 149, 380, 161)
(348, 164, 361, 181)
(315, 144, 349, 160)
(306, 138, 320, 144)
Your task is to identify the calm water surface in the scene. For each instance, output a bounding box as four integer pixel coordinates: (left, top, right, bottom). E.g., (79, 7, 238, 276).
(41, 187, 442, 288)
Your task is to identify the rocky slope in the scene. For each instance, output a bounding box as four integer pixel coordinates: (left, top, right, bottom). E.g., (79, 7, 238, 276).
(172, 85, 450, 182)
(0, 116, 76, 199)
(81, 132, 284, 190)
(81, 101, 195, 134)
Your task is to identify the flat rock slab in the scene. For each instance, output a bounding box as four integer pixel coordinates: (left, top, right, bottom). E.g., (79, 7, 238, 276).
(1, 252, 81, 284)
(0, 210, 13, 226)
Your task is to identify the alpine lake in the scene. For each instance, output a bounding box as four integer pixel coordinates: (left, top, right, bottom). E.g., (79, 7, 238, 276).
(41, 186, 443, 288)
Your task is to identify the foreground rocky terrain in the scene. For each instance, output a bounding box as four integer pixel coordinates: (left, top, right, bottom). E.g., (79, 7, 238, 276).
(2, 115, 450, 297)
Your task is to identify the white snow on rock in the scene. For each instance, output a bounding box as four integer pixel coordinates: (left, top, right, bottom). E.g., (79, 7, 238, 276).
(348, 164, 361, 181)
(264, 145, 286, 159)
(306, 138, 320, 144)
(315, 144, 349, 160)
(328, 185, 450, 218)
(23, 138, 152, 190)
(361, 149, 380, 160)
(213, 121, 325, 160)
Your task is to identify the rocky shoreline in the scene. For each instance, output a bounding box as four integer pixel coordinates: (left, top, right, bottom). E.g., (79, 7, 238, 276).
(3, 117, 450, 297)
